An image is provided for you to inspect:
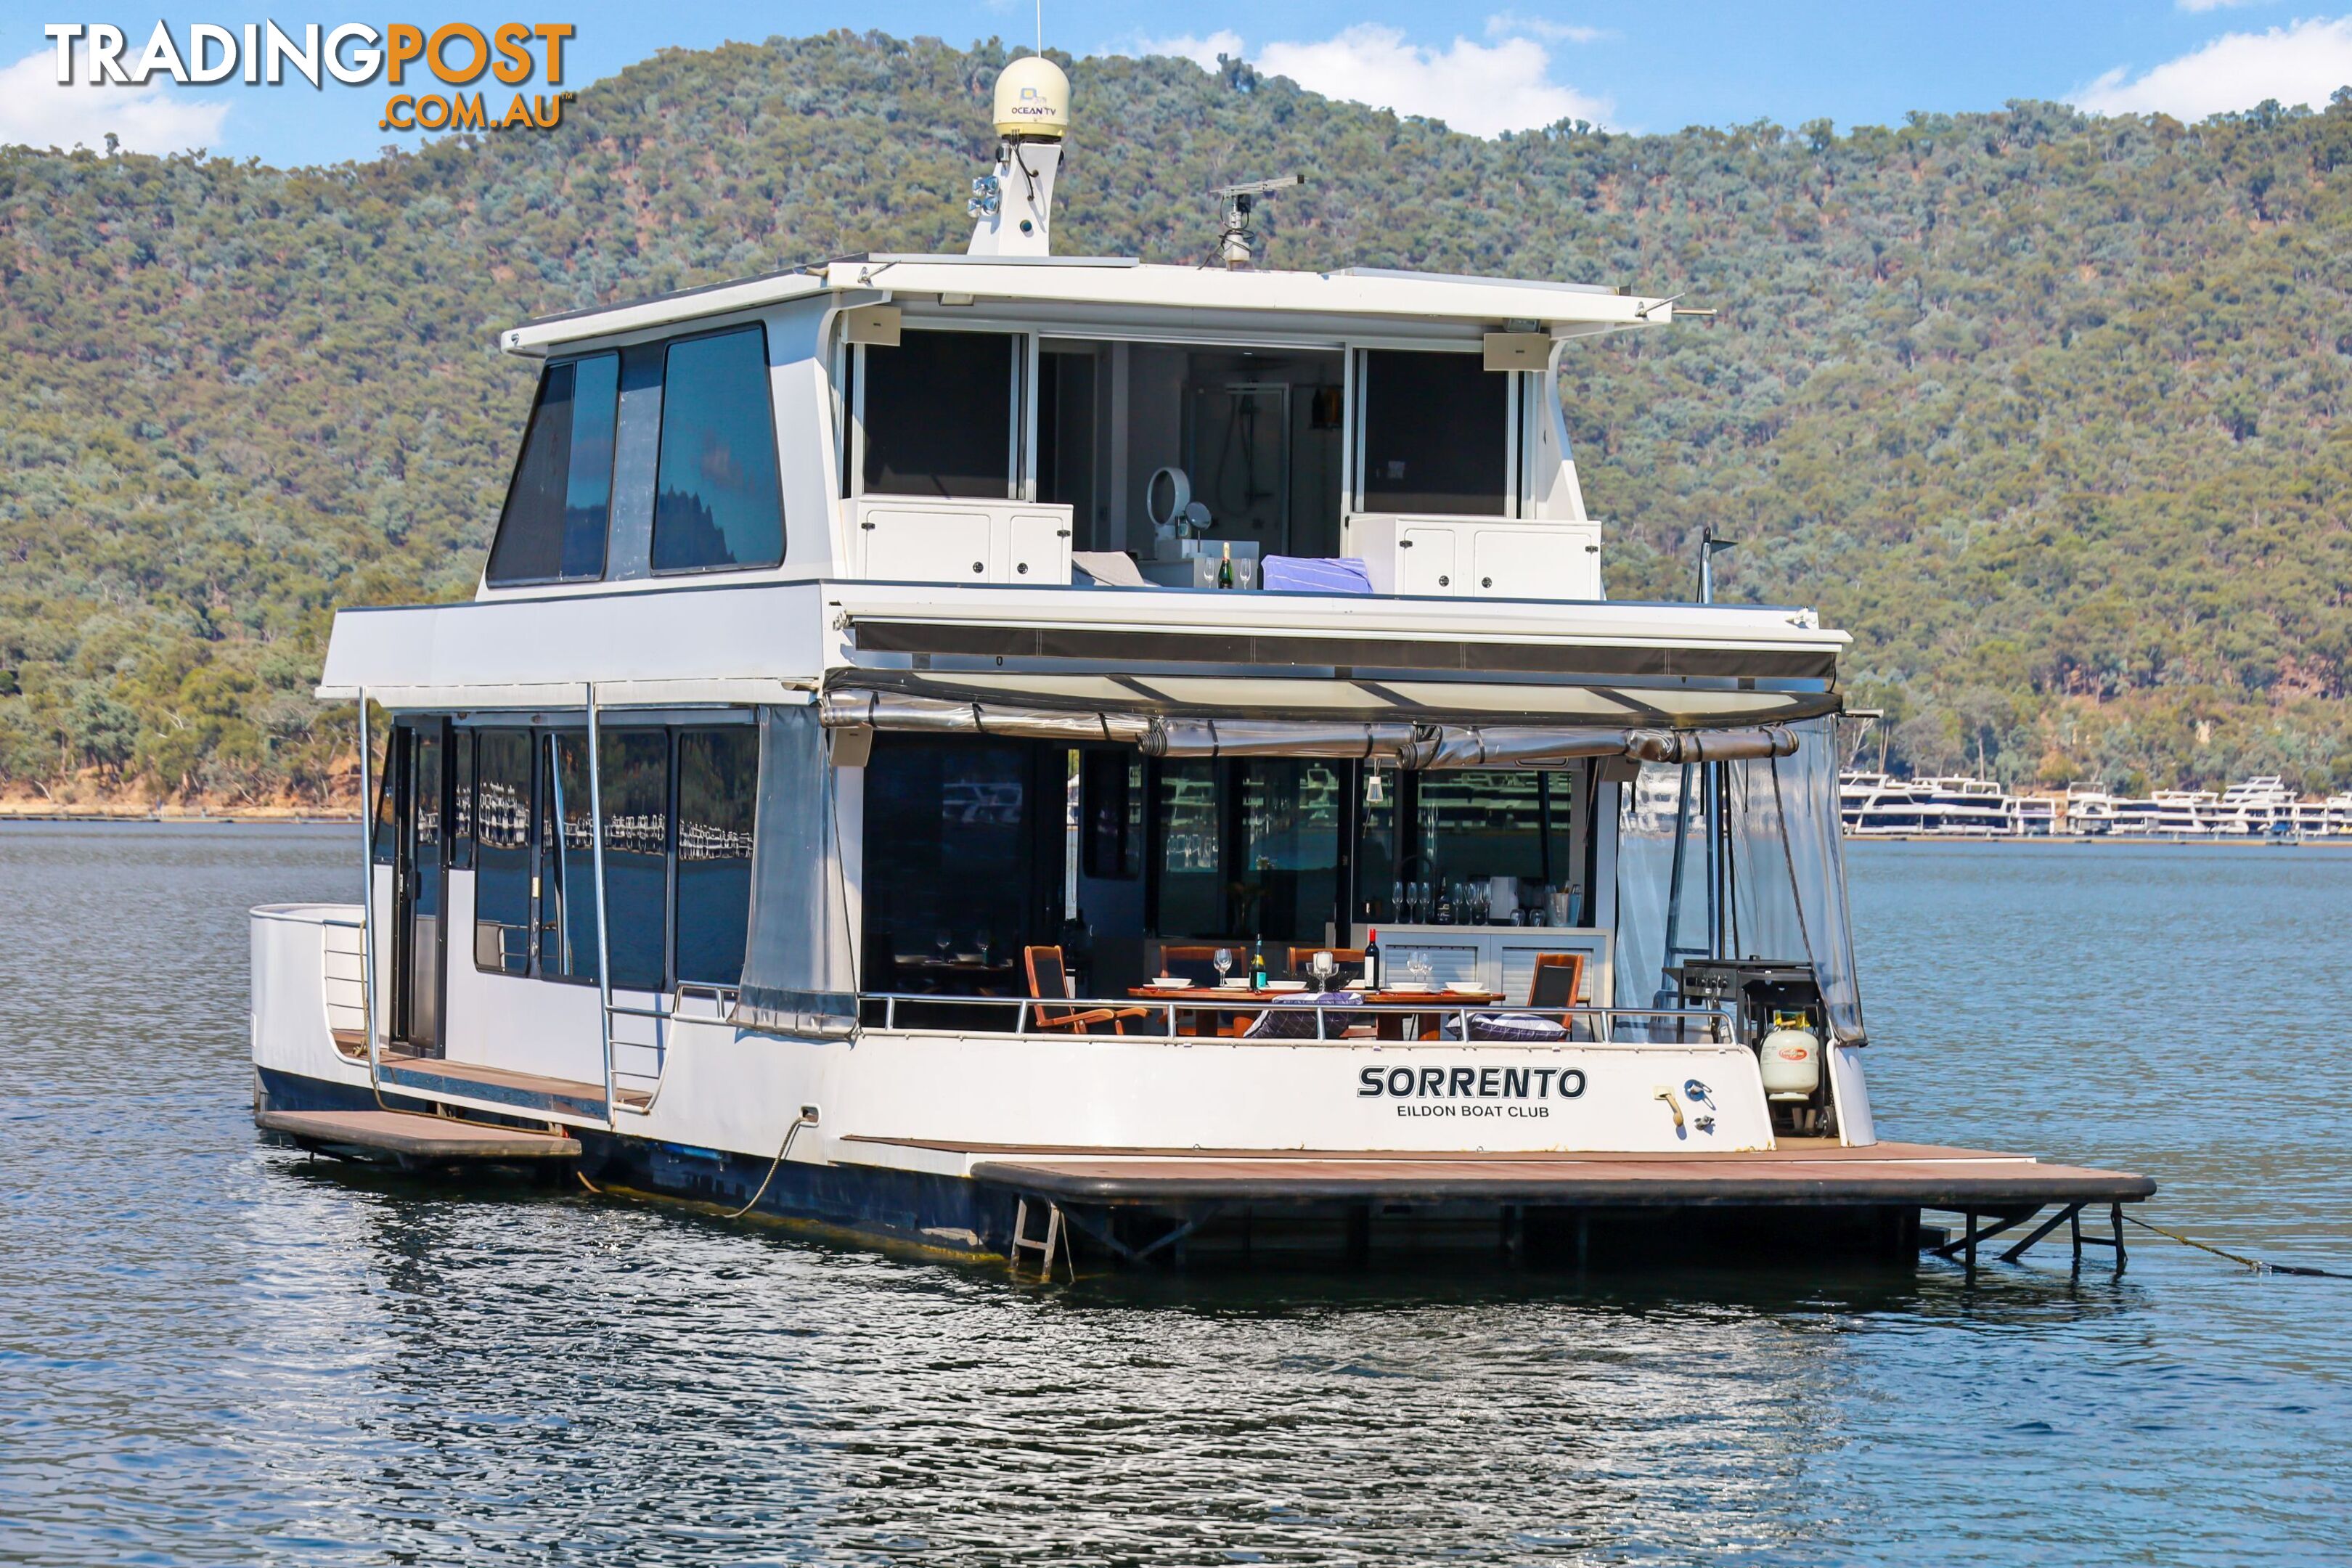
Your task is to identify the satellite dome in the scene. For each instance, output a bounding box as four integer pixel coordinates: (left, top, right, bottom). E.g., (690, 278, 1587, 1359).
(993, 56, 1071, 140)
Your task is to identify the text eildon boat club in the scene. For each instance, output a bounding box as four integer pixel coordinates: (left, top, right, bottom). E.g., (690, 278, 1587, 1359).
(42, 21, 578, 132)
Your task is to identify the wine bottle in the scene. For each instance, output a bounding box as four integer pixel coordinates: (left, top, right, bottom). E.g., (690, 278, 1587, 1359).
(1217, 542, 1234, 589)
(1249, 938, 1267, 991)
(1363, 928, 1381, 990)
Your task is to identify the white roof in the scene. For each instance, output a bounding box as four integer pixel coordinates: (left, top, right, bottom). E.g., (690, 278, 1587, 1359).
(502, 254, 1676, 356)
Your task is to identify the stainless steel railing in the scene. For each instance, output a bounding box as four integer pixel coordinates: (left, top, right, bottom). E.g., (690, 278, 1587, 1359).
(856, 990, 1732, 1045)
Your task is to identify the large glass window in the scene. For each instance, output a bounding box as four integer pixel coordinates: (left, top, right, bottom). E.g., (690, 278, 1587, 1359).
(862, 330, 1015, 498)
(860, 737, 1038, 995)
(597, 730, 670, 991)
(486, 353, 619, 585)
(1153, 761, 1223, 937)
(1080, 750, 1143, 880)
(538, 733, 600, 983)
(473, 729, 534, 974)
(674, 727, 757, 987)
(1360, 349, 1508, 515)
(1236, 761, 1344, 942)
(650, 327, 785, 574)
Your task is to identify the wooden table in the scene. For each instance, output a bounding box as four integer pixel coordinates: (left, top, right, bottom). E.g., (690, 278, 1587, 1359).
(1127, 986, 1502, 1039)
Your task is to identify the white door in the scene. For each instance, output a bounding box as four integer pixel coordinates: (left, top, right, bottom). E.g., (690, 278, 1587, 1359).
(859, 504, 995, 582)
(1396, 526, 1461, 595)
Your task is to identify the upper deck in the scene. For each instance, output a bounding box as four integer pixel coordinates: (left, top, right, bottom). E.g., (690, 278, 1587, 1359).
(449, 248, 1712, 623)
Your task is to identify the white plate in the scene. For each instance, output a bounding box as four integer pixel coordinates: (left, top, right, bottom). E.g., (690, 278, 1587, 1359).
(1218, 978, 1252, 989)
(1266, 981, 1307, 992)
(1146, 978, 1191, 989)
(1445, 982, 1485, 995)
(1386, 982, 1433, 994)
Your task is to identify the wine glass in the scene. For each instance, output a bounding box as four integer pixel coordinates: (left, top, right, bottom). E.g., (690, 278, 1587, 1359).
(1310, 950, 1337, 989)
(1213, 947, 1234, 987)
(974, 925, 992, 966)
(1391, 880, 1404, 920)
(933, 927, 953, 962)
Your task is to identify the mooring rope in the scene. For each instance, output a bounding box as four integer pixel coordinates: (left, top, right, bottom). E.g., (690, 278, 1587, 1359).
(2126, 1214, 2352, 1278)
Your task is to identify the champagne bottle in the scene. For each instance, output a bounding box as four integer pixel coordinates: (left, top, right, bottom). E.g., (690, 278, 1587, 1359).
(1217, 541, 1234, 589)
(1249, 937, 1267, 991)
(1363, 928, 1381, 990)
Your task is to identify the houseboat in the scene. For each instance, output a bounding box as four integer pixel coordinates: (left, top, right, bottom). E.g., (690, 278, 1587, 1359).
(249, 60, 2149, 1267)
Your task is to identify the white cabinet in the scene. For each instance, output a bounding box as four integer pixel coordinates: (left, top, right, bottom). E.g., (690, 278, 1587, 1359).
(853, 498, 1073, 585)
(1353, 926, 1613, 1006)
(1344, 513, 1601, 600)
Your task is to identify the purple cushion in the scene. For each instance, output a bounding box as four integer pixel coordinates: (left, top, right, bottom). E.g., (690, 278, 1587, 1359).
(1241, 991, 1363, 1040)
(1261, 557, 1374, 595)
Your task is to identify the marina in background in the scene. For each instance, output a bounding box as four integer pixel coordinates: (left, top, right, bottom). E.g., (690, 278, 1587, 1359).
(1840, 770, 2352, 841)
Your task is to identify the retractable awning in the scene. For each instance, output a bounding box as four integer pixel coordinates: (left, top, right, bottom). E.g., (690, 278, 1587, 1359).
(818, 687, 1800, 769)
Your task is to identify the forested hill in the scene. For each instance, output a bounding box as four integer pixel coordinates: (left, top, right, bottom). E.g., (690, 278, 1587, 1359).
(3, 34, 2349, 804)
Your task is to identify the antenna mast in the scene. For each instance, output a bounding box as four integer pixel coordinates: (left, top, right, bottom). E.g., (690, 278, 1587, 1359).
(1216, 173, 1305, 269)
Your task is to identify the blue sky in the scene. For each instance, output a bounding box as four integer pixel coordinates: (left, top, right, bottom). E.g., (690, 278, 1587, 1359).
(4, 0, 2351, 165)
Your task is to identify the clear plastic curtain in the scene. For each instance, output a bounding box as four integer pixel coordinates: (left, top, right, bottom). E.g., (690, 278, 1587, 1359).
(1725, 716, 1867, 1043)
(1612, 764, 1712, 1010)
(731, 703, 859, 1038)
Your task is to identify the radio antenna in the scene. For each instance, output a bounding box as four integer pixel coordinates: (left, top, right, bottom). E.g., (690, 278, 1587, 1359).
(1036, 0, 1043, 54)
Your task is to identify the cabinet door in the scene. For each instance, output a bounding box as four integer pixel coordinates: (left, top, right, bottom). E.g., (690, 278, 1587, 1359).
(859, 505, 995, 582)
(1473, 526, 1593, 599)
(1396, 526, 1461, 595)
(1007, 509, 1072, 584)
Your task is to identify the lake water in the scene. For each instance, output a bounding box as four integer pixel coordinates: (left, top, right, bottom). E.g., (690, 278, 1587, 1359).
(3, 825, 2348, 1566)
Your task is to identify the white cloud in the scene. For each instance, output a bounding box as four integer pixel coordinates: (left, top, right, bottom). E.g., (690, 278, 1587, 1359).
(1485, 12, 1611, 44)
(2073, 15, 2352, 118)
(1255, 23, 1612, 136)
(1139, 30, 1246, 73)
(0, 46, 228, 155)
(2176, 0, 2266, 12)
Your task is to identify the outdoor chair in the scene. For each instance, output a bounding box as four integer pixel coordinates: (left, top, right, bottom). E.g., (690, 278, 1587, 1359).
(1024, 946, 1151, 1035)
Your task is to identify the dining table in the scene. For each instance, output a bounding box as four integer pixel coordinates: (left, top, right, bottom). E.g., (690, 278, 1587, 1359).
(1124, 984, 1503, 1040)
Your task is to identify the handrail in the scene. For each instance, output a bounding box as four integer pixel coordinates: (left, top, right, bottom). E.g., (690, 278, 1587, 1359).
(857, 990, 1732, 1046)
(584, 682, 618, 1132)
(356, 684, 383, 1103)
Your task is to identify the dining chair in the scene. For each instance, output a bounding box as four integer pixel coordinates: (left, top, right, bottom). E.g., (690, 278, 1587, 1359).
(1528, 952, 1588, 1031)
(1024, 946, 1151, 1035)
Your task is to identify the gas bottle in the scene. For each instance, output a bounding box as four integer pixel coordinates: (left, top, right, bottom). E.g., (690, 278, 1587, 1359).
(1758, 1010, 1821, 1103)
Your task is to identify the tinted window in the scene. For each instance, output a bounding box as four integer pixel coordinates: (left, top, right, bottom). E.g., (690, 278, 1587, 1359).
(597, 730, 670, 991)
(650, 327, 785, 573)
(539, 732, 600, 983)
(674, 727, 757, 987)
(1361, 349, 1507, 515)
(1153, 761, 1222, 936)
(449, 729, 475, 871)
(473, 730, 534, 974)
(860, 737, 1034, 994)
(1236, 760, 1342, 942)
(863, 330, 1013, 498)
(486, 354, 618, 584)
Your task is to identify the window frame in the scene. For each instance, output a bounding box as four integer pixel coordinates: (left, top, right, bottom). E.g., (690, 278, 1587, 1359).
(648, 322, 788, 577)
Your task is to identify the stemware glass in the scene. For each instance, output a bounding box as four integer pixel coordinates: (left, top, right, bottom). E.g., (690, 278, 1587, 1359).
(974, 926, 992, 966)
(1310, 950, 1337, 988)
(1213, 947, 1234, 986)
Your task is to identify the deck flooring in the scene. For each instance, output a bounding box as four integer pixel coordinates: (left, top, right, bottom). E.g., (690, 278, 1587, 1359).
(258, 1108, 581, 1161)
(951, 1141, 2154, 1207)
(377, 1053, 650, 1113)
